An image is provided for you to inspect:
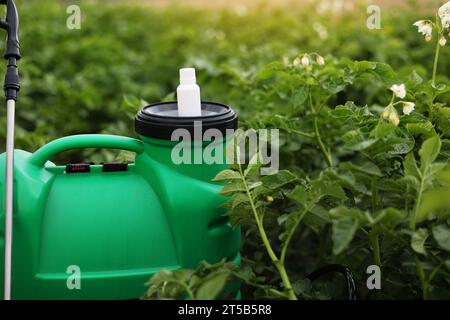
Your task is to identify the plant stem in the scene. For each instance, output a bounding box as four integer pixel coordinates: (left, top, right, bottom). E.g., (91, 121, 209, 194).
(370, 177, 381, 267)
(432, 34, 441, 86)
(371, 176, 379, 212)
(232, 271, 288, 299)
(388, 92, 395, 106)
(237, 162, 297, 300)
(428, 262, 443, 283)
(313, 116, 332, 167)
(415, 255, 428, 300)
(369, 232, 382, 267)
(410, 175, 425, 230)
(280, 206, 310, 265)
(308, 92, 332, 167)
(292, 129, 315, 138)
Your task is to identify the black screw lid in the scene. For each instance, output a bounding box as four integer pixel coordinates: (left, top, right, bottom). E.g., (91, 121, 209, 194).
(135, 101, 238, 140)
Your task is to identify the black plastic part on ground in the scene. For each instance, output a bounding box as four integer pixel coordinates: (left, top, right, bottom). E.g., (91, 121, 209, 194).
(308, 264, 359, 300)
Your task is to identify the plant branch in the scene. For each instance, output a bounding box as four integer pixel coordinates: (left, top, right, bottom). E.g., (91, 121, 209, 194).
(432, 35, 441, 86)
(237, 161, 297, 300)
(369, 231, 382, 267)
(280, 203, 314, 265)
(431, 16, 442, 85)
(313, 116, 332, 167)
(291, 129, 316, 138)
(410, 174, 425, 230)
(415, 255, 428, 300)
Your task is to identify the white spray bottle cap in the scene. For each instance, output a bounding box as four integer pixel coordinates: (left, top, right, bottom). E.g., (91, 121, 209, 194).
(177, 68, 202, 117)
(180, 68, 197, 85)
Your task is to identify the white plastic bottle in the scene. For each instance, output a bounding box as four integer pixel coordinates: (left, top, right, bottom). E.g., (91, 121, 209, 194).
(177, 68, 202, 117)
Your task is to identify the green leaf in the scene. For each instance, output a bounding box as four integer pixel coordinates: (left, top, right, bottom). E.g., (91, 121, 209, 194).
(345, 138, 378, 151)
(445, 260, 450, 272)
(429, 163, 447, 177)
(261, 170, 297, 189)
(231, 193, 250, 208)
(227, 205, 253, 226)
(389, 139, 415, 155)
(219, 181, 246, 195)
(432, 225, 450, 251)
(371, 208, 406, 227)
(371, 121, 395, 139)
(287, 184, 309, 203)
(312, 178, 347, 200)
(212, 169, 242, 182)
(408, 70, 423, 87)
(342, 161, 382, 177)
(330, 206, 366, 223)
(254, 61, 286, 81)
(244, 152, 262, 177)
(406, 122, 435, 138)
(411, 228, 429, 255)
(332, 216, 359, 255)
(293, 279, 313, 296)
(303, 205, 331, 229)
(195, 271, 229, 300)
(373, 62, 397, 83)
(419, 135, 441, 174)
(417, 188, 450, 222)
(291, 85, 309, 106)
(404, 152, 420, 178)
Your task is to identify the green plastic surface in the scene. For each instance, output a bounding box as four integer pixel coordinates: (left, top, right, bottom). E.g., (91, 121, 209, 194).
(0, 134, 240, 299)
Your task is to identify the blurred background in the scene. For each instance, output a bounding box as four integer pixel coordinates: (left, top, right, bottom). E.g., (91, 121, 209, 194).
(0, 0, 448, 163)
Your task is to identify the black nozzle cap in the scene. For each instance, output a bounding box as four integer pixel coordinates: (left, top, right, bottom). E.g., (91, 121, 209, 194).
(1, 1, 20, 100)
(1, 0, 20, 60)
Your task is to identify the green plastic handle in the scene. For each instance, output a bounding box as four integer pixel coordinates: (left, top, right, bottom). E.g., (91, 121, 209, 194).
(29, 134, 144, 167)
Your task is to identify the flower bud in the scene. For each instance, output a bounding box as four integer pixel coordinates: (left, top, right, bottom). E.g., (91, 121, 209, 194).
(389, 112, 400, 126)
(316, 55, 325, 66)
(301, 55, 310, 67)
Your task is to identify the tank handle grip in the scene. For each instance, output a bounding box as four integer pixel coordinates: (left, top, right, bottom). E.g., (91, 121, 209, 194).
(29, 134, 144, 167)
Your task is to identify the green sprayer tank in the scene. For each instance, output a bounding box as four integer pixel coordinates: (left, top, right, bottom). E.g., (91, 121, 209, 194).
(0, 100, 240, 299)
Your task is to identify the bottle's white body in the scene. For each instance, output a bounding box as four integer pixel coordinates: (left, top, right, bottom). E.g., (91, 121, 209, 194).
(177, 83, 202, 117)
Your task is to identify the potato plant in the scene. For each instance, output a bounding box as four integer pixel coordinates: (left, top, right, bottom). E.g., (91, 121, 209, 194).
(145, 2, 450, 300)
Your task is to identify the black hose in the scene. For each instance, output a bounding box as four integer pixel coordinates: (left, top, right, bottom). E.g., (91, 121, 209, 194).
(307, 264, 359, 300)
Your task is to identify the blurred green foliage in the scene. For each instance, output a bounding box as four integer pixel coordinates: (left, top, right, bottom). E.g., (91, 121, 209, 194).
(1, 0, 448, 161)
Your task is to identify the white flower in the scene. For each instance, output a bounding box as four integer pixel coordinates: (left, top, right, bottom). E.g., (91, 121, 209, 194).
(403, 102, 415, 115)
(414, 20, 433, 41)
(301, 55, 310, 67)
(389, 112, 400, 126)
(390, 84, 406, 99)
(316, 55, 325, 66)
(293, 57, 301, 66)
(439, 35, 447, 46)
(439, 1, 450, 29)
